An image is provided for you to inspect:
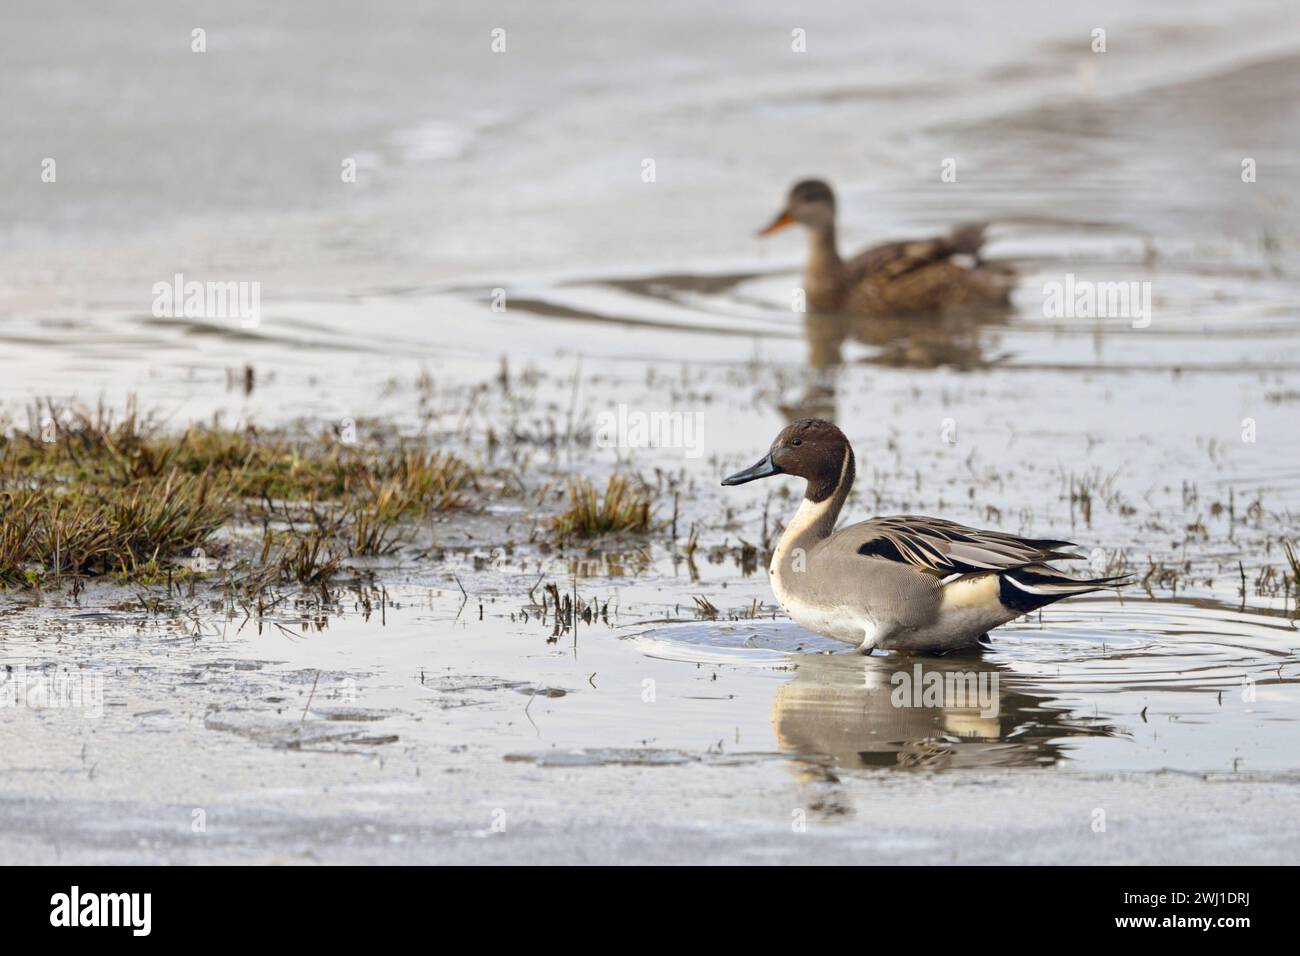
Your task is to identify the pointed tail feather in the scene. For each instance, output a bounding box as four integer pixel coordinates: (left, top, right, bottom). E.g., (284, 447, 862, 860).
(999, 566, 1130, 613)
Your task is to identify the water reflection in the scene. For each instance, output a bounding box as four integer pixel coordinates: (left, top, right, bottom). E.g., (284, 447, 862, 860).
(773, 652, 1112, 770)
(803, 307, 1011, 371)
(779, 306, 1012, 422)
(631, 603, 1300, 774)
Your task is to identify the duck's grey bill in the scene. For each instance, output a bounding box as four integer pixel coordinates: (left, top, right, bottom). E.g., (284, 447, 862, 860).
(722, 453, 782, 486)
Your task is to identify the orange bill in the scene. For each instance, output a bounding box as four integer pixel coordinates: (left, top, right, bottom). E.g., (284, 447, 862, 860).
(757, 209, 794, 237)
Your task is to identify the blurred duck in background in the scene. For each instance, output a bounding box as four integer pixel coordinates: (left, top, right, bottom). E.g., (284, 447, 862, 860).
(758, 179, 1016, 318)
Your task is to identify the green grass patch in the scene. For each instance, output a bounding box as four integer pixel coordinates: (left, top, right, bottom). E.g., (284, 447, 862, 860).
(0, 401, 474, 587)
(550, 475, 655, 539)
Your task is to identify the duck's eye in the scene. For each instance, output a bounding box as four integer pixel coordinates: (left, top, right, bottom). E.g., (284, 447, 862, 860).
(791, 438, 802, 447)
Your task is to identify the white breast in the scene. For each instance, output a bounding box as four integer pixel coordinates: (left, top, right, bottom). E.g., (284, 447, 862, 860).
(774, 582, 875, 646)
(769, 495, 874, 647)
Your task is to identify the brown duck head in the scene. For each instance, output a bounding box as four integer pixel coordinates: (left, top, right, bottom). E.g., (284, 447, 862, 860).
(722, 418, 853, 503)
(757, 179, 837, 237)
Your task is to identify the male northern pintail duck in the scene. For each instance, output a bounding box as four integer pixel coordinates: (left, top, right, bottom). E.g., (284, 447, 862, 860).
(758, 179, 1015, 317)
(722, 419, 1126, 654)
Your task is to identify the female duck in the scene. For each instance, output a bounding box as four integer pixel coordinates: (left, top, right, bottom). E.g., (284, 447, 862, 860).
(758, 179, 1015, 317)
(723, 419, 1125, 653)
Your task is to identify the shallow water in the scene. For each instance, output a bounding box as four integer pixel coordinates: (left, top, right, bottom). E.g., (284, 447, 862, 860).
(4, 584, 1296, 782)
(632, 600, 1300, 772)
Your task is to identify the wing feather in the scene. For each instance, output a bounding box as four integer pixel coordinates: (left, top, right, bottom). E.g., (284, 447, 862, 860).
(843, 224, 989, 284)
(851, 515, 1081, 576)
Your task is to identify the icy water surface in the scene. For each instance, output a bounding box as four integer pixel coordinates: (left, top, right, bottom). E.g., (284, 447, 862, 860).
(633, 601, 1300, 771)
(4, 584, 1296, 778)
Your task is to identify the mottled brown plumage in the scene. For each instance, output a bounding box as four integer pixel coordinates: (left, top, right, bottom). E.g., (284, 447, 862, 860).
(758, 179, 1015, 317)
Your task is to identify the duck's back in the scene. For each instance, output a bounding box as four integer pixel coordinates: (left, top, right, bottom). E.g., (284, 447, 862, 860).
(841, 224, 1014, 316)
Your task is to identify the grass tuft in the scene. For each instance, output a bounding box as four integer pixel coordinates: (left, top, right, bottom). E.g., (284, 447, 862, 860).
(550, 475, 655, 538)
(0, 400, 474, 588)
(0, 474, 231, 585)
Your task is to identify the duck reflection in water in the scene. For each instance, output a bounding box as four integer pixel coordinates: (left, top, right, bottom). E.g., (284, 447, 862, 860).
(780, 307, 1014, 422)
(771, 652, 1114, 771)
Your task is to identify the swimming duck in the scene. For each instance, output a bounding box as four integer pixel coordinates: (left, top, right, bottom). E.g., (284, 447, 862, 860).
(758, 179, 1015, 317)
(722, 419, 1126, 653)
